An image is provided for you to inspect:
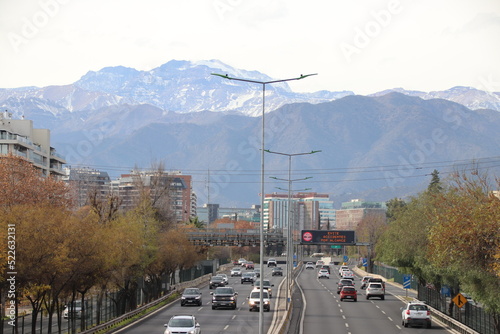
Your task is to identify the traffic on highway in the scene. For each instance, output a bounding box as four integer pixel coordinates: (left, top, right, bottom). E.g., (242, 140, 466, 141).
(115, 257, 449, 334)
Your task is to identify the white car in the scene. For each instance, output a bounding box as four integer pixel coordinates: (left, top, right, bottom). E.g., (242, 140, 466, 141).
(342, 271, 354, 279)
(305, 262, 315, 269)
(317, 269, 330, 279)
(230, 267, 242, 276)
(247, 289, 271, 312)
(366, 282, 385, 300)
(164, 315, 201, 334)
(401, 301, 431, 328)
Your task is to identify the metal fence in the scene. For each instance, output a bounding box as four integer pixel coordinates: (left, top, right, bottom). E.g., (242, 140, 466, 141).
(372, 263, 497, 334)
(372, 264, 419, 290)
(417, 284, 496, 334)
(2, 260, 219, 334)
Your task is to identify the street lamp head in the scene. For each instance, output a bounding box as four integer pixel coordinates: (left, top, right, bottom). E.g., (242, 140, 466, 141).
(211, 73, 231, 80)
(298, 73, 318, 80)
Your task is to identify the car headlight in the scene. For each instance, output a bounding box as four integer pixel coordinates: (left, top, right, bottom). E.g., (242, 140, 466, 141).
(188, 330, 196, 334)
(229, 296, 235, 300)
(249, 300, 256, 306)
(195, 296, 201, 299)
(181, 296, 186, 299)
(264, 301, 270, 305)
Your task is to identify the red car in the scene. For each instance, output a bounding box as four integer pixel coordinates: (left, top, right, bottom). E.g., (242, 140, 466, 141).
(245, 261, 255, 270)
(340, 286, 357, 302)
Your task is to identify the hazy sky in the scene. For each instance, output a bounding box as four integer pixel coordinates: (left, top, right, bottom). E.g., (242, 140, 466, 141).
(1, 0, 499, 95)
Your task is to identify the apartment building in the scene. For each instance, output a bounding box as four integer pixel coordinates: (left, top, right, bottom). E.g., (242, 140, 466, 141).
(0, 111, 65, 178)
(110, 171, 194, 223)
(335, 199, 386, 230)
(62, 167, 111, 207)
(264, 192, 335, 232)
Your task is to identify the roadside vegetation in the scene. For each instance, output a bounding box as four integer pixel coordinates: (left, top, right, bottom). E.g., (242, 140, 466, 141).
(0, 154, 204, 333)
(375, 169, 500, 331)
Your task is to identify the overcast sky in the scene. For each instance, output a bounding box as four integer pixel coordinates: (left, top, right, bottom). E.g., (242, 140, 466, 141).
(1, 0, 499, 95)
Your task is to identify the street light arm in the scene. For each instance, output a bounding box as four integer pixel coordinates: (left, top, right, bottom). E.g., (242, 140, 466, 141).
(211, 73, 318, 85)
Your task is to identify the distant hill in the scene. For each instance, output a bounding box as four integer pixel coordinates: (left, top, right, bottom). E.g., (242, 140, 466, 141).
(48, 93, 500, 207)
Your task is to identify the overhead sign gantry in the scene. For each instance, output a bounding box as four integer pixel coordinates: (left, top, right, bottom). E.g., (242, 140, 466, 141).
(300, 230, 356, 245)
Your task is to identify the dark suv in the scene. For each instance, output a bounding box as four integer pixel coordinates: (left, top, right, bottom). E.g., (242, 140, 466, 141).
(210, 287, 238, 310)
(241, 272, 254, 284)
(209, 276, 225, 289)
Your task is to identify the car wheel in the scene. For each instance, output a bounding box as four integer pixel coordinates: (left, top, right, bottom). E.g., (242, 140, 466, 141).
(366, 295, 370, 300)
(249, 308, 252, 312)
(354, 299, 357, 302)
(233, 305, 236, 310)
(212, 306, 216, 310)
(403, 321, 408, 328)
(265, 308, 270, 312)
(381, 296, 385, 300)
(427, 322, 431, 329)
(340, 298, 343, 301)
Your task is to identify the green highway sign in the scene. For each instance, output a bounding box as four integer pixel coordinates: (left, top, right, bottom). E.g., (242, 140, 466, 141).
(331, 245, 342, 249)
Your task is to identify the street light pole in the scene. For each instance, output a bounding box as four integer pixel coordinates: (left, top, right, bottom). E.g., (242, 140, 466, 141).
(211, 73, 316, 334)
(266, 149, 321, 310)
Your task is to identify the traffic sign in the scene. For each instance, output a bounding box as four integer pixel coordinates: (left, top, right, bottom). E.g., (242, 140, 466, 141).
(300, 230, 356, 245)
(362, 258, 368, 267)
(403, 275, 411, 289)
(452, 293, 467, 308)
(343, 255, 349, 262)
(331, 245, 342, 249)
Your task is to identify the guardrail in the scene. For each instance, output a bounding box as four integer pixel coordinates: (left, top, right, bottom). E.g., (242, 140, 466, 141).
(80, 263, 233, 334)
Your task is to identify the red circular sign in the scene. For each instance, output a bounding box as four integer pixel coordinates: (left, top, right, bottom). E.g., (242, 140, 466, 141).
(302, 232, 313, 242)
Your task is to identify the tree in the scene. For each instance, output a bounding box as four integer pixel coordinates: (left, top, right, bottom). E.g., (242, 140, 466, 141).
(427, 169, 443, 194)
(356, 212, 387, 273)
(385, 198, 407, 223)
(428, 170, 500, 325)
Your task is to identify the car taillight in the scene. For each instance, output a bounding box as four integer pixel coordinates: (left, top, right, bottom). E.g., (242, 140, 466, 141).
(427, 310, 431, 316)
(406, 310, 411, 315)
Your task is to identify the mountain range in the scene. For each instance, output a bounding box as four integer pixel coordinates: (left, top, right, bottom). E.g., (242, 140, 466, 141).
(1, 60, 499, 208)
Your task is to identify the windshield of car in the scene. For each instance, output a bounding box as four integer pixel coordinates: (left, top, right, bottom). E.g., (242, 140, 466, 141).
(343, 286, 356, 292)
(184, 289, 199, 294)
(211, 276, 223, 281)
(409, 304, 428, 311)
(369, 283, 383, 288)
(250, 291, 269, 299)
(255, 280, 270, 287)
(215, 288, 234, 294)
(169, 318, 194, 327)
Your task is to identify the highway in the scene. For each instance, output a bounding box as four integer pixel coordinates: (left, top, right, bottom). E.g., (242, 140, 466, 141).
(116, 265, 285, 334)
(299, 260, 448, 334)
(114, 260, 451, 334)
